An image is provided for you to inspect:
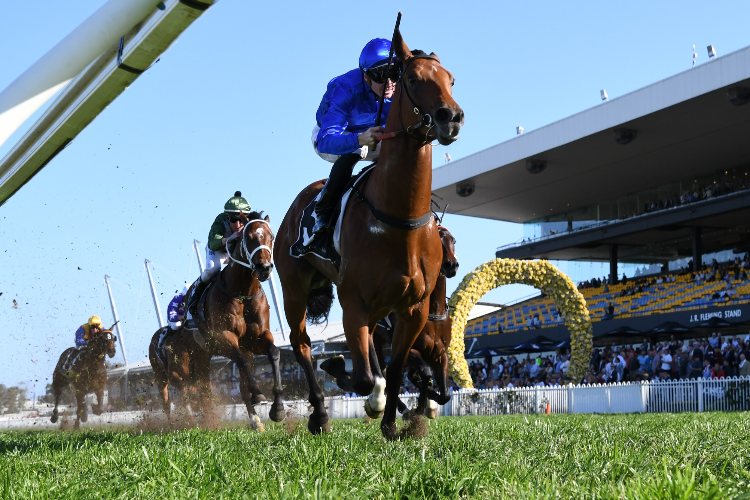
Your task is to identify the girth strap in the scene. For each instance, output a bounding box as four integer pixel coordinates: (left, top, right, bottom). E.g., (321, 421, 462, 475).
(351, 186, 432, 230)
(215, 278, 264, 302)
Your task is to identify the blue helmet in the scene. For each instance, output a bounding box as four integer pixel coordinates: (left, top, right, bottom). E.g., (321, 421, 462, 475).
(359, 38, 391, 72)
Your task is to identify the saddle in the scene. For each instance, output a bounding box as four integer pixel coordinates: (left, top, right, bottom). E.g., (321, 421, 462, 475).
(290, 164, 376, 268)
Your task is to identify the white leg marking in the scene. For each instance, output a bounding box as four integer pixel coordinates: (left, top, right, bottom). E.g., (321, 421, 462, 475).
(367, 376, 387, 413)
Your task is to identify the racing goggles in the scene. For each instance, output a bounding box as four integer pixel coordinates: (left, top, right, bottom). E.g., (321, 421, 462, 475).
(227, 215, 245, 224)
(367, 60, 401, 84)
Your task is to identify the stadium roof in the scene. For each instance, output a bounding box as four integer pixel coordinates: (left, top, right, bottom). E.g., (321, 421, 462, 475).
(432, 44, 750, 224)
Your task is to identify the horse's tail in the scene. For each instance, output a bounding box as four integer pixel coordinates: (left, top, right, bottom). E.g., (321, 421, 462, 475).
(306, 279, 334, 325)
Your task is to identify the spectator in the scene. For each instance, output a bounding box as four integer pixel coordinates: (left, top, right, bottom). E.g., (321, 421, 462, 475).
(709, 332, 720, 349)
(532, 315, 541, 329)
(676, 349, 688, 379)
(689, 356, 703, 379)
(739, 354, 750, 377)
(660, 347, 673, 379)
(710, 362, 725, 379)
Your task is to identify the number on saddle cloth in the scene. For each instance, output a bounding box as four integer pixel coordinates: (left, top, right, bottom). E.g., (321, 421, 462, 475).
(290, 164, 376, 267)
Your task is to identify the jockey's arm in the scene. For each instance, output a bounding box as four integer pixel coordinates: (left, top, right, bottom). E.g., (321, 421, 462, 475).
(315, 85, 362, 156)
(207, 214, 227, 251)
(75, 325, 87, 347)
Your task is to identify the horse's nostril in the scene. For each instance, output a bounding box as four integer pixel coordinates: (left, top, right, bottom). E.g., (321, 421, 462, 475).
(452, 109, 465, 124)
(435, 107, 454, 123)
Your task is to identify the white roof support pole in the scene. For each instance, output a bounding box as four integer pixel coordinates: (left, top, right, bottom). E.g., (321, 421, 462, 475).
(0, 0, 162, 148)
(193, 239, 205, 274)
(104, 275, 129, 367)
(144, 259, 165, 328)
(267, 276, 287, 342)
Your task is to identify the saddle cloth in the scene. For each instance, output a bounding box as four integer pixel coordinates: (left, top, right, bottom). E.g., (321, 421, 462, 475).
(155, 326, 170, 368)
(290, 164, 375, 268)
(61, 348, 83, 374)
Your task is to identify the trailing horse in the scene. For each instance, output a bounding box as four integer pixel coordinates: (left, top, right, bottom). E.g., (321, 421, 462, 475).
(50, 326, 117, 429)
(187, 212, 285, 429)
(148, 326, 198, 419)
(275, 29, 463, 439)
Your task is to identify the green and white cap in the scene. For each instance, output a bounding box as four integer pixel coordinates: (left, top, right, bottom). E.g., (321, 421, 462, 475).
(224, 191, 251, 213)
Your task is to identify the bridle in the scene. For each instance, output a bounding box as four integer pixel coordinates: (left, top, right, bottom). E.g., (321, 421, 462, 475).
(225, 219, 274, 273)
(375, 54, 442, 144)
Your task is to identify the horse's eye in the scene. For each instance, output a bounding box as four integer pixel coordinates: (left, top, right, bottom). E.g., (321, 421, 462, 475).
(408, 75, 417, 85)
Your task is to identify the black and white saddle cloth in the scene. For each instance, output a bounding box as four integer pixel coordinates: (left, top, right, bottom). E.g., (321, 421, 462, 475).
(61, 348, 83, 373)
(155, 326, 170, 368)
(290, 164, 375, 268)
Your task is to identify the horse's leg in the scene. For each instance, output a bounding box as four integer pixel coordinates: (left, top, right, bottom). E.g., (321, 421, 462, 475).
(157, 375, 171, 418)
(381, 311, 428, 440)
(424, 352, 451, 417)
(340, 305, 376, 396)
(192, 351, 213, 418)
(93, 382, 105, 416)
(260, 338, 285, 423)
(407, 352, 433, 418)
(238, 369, 265, 432)
(364, 331, 386, 418)
(50, 373, 62, 424)
(74, 389, 86, 429)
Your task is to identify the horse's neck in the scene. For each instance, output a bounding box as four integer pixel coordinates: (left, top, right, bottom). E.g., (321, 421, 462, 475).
(223, 251, 261, 296)
(429, 274, 447, 315)
(367, 90, 433, 219)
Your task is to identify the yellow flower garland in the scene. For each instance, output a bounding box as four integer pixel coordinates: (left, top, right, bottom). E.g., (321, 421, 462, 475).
(448, 259, 593, 388)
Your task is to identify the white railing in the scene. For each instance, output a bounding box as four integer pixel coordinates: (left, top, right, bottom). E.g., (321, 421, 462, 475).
(2, 378, 748, 429)
(448, 376, 750, 416)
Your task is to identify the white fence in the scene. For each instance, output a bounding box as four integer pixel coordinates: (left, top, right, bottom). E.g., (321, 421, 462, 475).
(2, 377, 749, 429)
(447, 376, 750, 416)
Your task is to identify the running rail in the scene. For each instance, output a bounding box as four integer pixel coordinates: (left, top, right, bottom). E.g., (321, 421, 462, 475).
(0, 0, 216, 207)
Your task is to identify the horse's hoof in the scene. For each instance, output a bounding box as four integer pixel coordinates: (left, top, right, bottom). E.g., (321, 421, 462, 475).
(269, 403, 285, 423)
(364, 400, 384, 419)
(93, 408, 103, 416)
(319, 355, 345, 376)
(402, 409, 414, 421)
(50, 414, 58, 424)
(80, 413, 88, 423)
(381, 420, 398, 441)
(251, 394, 267, 405)
(249, 414, 266, 432)
(307, 416, 331, 435)
(424, 408, 438, 419)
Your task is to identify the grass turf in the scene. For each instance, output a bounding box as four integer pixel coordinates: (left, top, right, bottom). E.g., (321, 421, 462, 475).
(1, 413, 749, 499)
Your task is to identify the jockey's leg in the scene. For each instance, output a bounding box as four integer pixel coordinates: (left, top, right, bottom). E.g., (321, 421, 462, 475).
(312, 153, 362, 235)
(187, 247, 226, 315)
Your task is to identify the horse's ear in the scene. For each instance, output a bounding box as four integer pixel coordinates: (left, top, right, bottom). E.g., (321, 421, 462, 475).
(264, 214, 270, 223)
(393, 28, 412, 62)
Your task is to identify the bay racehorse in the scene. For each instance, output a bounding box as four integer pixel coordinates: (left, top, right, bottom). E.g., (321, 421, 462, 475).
(148, 326, 198, 419)
(188, 212, 285, 429)
(50, 325, 117, 429)
(274, 30, 463, 439)
(325, 224, 458, 420)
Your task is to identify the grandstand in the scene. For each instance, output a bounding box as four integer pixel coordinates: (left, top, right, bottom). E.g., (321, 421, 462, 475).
(432, 43, 750, 352)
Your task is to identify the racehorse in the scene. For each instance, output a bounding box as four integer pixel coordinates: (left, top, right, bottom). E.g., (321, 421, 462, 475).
(50, 325, 117, 429)
(274, 30, 464, 439)
(325, 225, 458, 420)
(378, 225, 458, 420)
(188, 212, 285, 429)
(148, 326, 198, 419)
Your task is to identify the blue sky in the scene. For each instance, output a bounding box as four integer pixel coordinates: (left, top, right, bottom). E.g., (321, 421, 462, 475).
(1, 0, 748, 392)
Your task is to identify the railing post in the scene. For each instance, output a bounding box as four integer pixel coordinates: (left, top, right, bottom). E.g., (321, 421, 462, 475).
(567, 384, 573, 414)
(606, 385, 611, 413)
(535, 387, 540, 414)
(697, 379, 704, 412)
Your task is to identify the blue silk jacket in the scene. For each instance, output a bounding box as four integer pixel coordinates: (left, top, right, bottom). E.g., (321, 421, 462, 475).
(315, 69, 392, 155)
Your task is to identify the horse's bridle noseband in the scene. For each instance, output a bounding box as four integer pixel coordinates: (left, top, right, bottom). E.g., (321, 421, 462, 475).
(226, 219, 274, 273)
(375, 54, 442, 144)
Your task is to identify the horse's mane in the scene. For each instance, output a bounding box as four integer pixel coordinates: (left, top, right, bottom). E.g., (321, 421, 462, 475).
(243, 211, 264, 221)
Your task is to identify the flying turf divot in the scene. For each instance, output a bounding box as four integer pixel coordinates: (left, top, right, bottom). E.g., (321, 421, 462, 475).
(447, 259, 593, 388)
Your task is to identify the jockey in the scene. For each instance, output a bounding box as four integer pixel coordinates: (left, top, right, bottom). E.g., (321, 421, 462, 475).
(310, 37, 398, 236)
(187, 191, 250, 315)
(167, 285, 188, 330)
(75, 316, 103, 349)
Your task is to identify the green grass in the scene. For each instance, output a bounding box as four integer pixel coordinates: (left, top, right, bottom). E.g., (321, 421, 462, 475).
(1, 413, 750, 499)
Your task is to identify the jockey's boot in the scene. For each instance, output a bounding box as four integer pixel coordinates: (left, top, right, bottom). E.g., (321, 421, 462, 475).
(312, 153, 362, 235)
(187, 278, 207, 316)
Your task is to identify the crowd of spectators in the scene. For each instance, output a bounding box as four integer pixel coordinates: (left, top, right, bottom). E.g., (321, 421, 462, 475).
(455, 332, 750, 391)
(642, 178, 750, 215)
(584, 333, 750, 384)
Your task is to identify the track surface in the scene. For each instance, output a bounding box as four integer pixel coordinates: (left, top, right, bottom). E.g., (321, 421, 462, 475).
(1, 413, 749, 499)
